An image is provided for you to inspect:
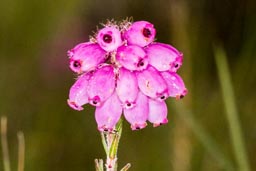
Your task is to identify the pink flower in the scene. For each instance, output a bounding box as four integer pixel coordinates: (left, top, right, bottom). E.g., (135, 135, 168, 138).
(67, 72, 92, 111)
(68, 42, 106, 73)
(116, 67, 139, 109)
(123, 21, 156, 47)
(161, 71, 187, 99)
(123, 92, 148, 130)
(148, 99, 168, 127)
(95, 91, 122, 132)
(87, 65, 116, 106)
(145, 42, 183, 72)
(96, 26, 122, 52)
(137, 66, 168, 101)
(116, 45, 148, 71)
(67, 19, 187, 131)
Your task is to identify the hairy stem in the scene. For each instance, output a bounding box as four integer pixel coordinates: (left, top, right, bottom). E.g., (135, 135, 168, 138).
(96, 118, 130, 171)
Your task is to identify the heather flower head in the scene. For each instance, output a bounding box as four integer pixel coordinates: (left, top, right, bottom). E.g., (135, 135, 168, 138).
(67, 19, 187, 131)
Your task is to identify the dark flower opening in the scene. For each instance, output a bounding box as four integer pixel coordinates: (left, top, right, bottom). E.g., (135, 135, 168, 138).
(104, 128, 109, 132)
(137, 59, 145, 67)
(160, 95, 166, 100)
(103, 34, 112, 43)
(73, 60, 81, 68)
(142, 28, 151, 38)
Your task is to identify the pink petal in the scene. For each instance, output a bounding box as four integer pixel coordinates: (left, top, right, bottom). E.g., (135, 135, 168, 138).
(116, 45, 148, 71)
(148, 99, 168, 127)
(96, 26, 122, 52)
(67, 72, 92, 111)
(161, 71, 187, 99)
(123, 92, 148, 130)
(87, 65, 116, 106)
(137, 66, 168, 101)
(95, 91, 122, 132)
(68, 42, 106, 73)
(116, 68, 139, 109)
(123, 21, 156, 47)
(145, 43, 183, 71)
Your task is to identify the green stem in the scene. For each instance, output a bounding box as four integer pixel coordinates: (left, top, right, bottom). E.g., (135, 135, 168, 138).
(214, 45, 250, 171)
(96, 118, 130, 171)
(101, 132, 108, 155)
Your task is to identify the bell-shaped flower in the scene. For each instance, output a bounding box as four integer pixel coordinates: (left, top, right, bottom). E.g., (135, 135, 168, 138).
(87, 65, 116, 106)
(145, 43, 183, 72)
(123, 21, 156, 47)
(161, 71, 187, 99)
(95, 91, 122, 132)
(96, 26, 122, 52)
(148, 99, 168, 127)
(116, 68, 139, 109)
(67, 72, 92, 111)
(137, 66, 168, 101)
(124, 92, 148, 130)
(68, 42, 106, 73)
(116, 45, 148, 71)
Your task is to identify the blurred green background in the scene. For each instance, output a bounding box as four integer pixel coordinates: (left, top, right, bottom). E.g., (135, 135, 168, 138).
(0, 0, 255, 170)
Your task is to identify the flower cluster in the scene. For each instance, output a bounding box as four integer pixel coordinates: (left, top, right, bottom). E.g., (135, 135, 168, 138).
(67, 19, 187, 131)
